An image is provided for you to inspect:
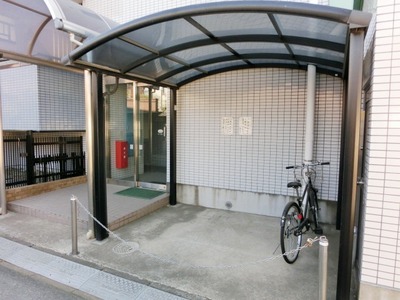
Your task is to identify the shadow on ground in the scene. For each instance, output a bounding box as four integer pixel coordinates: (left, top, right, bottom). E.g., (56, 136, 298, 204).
(0, 204, 339, 300)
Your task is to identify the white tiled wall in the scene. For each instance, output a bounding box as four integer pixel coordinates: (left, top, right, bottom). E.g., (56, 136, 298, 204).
(0, 65, 40, 130)
(0, 65, 84, 131)
(84, 0, 344, 219)
(177, 68, 342, 202)
(66, 0, 400, 296)
(37, 66, 85, 131)
(359, 0, 400, 297)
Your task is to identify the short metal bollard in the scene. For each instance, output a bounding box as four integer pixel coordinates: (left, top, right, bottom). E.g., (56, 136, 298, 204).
(319, 236, 329, 300)
(70, 195, 79, 255)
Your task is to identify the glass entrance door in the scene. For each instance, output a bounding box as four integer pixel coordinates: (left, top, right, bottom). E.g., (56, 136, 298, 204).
(136, 85, 167, 190)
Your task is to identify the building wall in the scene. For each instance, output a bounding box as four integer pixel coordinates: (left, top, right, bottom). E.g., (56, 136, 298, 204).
(359, 0, 400, 298)
(0, 65, 40, 130)
(0, 65, 85, 131)
(37, 66, 85, 131)
(83, 0, 344, 222)
(177, 68, 342, 220)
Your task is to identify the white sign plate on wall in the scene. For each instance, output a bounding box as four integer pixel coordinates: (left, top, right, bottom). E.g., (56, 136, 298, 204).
(239, 117, 252, 135)
(221, 117, 234, 135)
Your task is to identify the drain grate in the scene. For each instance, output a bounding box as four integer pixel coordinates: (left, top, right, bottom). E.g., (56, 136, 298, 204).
(113, 242, 139, 255)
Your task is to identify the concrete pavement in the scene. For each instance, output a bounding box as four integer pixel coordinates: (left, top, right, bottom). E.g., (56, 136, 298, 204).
(0, 203, 340, 299)
(0, 261, 93, 299)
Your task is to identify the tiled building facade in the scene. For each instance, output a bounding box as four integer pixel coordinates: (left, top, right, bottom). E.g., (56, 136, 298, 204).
(1, 0, 398, 298)
(359, 0, 400, 298)
(83, 0, 400, 298)
(83, 0, 343, 220)
(0, 65, 84, 131)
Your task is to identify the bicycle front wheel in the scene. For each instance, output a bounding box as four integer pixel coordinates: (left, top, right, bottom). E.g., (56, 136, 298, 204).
(280, 202, 302, 264)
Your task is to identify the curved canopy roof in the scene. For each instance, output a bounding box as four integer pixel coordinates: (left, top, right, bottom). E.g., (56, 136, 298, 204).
(64, 1, 371, 87)
(0, 0, 371, 87)
(0, 0, 117, 67)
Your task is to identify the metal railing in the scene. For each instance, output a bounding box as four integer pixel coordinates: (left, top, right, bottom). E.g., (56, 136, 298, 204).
(4, 131, 85, 188)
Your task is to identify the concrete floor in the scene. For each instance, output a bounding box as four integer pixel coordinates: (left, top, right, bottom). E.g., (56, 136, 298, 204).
(0, 193, 340, 300)
(7, 183, 168, 231)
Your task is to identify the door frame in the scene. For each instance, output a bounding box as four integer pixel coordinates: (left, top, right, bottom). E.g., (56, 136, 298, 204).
(134, 83, 167, 191)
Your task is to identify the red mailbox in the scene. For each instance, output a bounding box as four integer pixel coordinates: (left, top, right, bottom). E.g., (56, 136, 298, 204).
(115, 140, 128, 169)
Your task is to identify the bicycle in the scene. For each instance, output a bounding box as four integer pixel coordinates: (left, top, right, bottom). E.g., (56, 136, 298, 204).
(280, 161, 330, 264)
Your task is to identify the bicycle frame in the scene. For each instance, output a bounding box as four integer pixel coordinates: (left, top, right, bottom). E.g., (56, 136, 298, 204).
(293, 180, 314, 235)
(280, 161, 329, 263)
(287, 162, 325, 235)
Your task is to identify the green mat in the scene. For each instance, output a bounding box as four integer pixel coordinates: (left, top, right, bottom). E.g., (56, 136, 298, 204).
(115, 187, 164, 199)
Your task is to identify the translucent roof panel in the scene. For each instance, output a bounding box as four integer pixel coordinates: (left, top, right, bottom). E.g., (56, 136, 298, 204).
(81, 38, 153, 71)
(201, 60, 248, 73)
(0, 0, 74, 62)
(228, 42, 289, 55)
(44, 0, 118, 37)
(248, 59, 299, 66)
(274, 14, 348, 44)
(0, 0, 118, 65)
(291, 45, 344, 62)
(132, 57, 183, 78)
(32, 21, 75, 61)
(166, 68, 204, 85)
(192, 13, 277, 36)
(171, 44, 231, 65)
(3, 0, 364, 88)
(123, 19, 208, 51)
(63, 1, 370, 87)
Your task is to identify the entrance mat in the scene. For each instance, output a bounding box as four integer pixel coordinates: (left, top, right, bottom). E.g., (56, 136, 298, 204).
(115, 187, 164, 199)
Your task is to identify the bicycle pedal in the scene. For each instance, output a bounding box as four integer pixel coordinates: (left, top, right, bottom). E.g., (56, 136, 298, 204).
(314, 227, 323, 234)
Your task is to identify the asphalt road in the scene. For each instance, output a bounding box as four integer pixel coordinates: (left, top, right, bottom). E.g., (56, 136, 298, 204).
(0, 261, 96, 300)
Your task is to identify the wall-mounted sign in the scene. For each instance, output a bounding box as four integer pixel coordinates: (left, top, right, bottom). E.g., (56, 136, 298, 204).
(239, 117, 252, 135)
(221, 117, 234, 135)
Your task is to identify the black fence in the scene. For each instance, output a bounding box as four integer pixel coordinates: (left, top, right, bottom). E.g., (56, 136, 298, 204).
(4, 131, 85, 188)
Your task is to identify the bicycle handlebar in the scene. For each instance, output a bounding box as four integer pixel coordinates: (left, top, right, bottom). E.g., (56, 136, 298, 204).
(285, 161, 330, 169)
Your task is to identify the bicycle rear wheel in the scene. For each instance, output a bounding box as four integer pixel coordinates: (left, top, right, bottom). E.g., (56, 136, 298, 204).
(280, 202, 302, 264)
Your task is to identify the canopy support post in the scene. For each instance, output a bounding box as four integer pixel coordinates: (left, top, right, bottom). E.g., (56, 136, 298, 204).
(336, 28, 365, 300)
(169, 88, 177, 205)
(84, 70, 94, 237)
(0, 95, 7, 215)
(86, 70, 108, 241)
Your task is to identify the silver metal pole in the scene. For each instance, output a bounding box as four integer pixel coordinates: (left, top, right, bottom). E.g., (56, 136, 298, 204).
(133, 82, 139, 184)
(0, 96, 7, 215)
(71, 195, 79, 255)
(304, 64, 316, 164)
(319, 236, 329, 300)
(84, 70, 94, 238)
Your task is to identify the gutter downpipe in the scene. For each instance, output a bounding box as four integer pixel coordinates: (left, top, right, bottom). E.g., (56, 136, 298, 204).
(304, 64, 316, 165)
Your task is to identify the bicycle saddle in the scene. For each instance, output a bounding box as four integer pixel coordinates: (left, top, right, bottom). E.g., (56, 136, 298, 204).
(287, 181, 302, 189)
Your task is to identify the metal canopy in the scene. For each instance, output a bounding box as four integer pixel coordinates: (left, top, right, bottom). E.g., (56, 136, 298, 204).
(0, 0, 117, 67)
(62, 1, 371, 88)
(0, 1, 371, 87)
